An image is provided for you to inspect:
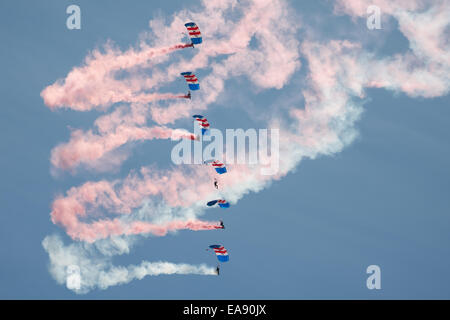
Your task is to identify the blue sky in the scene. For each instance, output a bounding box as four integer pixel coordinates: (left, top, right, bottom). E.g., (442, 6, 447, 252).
(0, 0, 449, 299)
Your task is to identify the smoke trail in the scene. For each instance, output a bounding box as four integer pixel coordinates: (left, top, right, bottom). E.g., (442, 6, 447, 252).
(42, 235, 216, 294)
(49, 165, 226, 241)
(41, 43, 196, 111)
(51, 124, 197, 171)
(65, 218, 223, 243)
(124, 93, 192, 104)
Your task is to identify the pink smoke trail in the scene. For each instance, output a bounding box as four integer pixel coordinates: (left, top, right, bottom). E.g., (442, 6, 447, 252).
(67, 217, 222, 243)
(51, 125, 197, 171)
(49, 156, 281, 243)
(41, 43, 195, 111)
(49, 166, 229, 242)
(116, 92, 193, 104)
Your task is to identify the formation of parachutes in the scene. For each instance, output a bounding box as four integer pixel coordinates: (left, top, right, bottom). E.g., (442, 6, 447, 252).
(179, 23, 229, 275)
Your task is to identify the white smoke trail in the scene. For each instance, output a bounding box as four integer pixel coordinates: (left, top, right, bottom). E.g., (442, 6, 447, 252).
(42, 234, 216, 294)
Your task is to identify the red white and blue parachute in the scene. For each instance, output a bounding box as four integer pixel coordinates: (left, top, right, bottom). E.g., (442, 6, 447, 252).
(207, 199, 230, 208)
(209, 245, 229, 262)
(204, 159, 227, 174)
(185, 22, 202, 45)
(193, 115, 210, 135)
(181, 72, 200, 91)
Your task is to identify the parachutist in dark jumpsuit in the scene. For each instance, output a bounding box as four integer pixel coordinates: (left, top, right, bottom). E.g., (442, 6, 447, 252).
(216, 265, 220, 275)
(214, 178, 219, 189)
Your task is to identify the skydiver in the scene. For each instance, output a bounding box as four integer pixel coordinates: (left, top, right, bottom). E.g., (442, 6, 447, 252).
(214, 220, 225, 229)
(214, 178, 219, 189)
(216, 265, 220, 275)
(186, 91, 191, 99)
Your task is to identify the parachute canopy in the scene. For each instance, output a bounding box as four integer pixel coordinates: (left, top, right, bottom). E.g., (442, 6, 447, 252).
(209, 245, 229, 262)
(204, 159, 227, 174)
(185, 22, 202, 45)
(206, 160, 226, 174)
(207, 199, 230, 208)
(181, 72, 200, 91)
(193, 115, 210, 135)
